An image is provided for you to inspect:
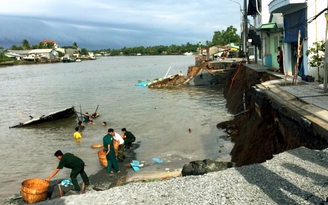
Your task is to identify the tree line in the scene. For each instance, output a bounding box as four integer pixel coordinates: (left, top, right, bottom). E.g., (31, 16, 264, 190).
(1, 25, 240, 56)
(95, 26, 240, 56)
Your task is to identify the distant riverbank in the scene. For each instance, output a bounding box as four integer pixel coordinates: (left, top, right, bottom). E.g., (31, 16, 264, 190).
(0, 57, 101, 66)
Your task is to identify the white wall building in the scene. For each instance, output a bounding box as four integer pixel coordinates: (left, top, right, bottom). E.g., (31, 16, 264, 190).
(248, 0, 326, 81)
(269, 0, 326, 79)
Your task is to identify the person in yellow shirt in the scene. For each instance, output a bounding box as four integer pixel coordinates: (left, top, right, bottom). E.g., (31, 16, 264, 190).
(74, 127, 82, 139)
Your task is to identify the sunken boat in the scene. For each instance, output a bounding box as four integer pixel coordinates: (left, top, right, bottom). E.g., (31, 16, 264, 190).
(10, 106, 77, 128)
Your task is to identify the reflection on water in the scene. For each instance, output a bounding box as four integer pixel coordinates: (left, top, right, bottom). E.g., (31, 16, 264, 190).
(0, 56, 233, 202)
(74, 138, 82, 145)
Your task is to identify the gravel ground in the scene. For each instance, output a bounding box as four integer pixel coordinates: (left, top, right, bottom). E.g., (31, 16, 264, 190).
(25, 147, 328, 205)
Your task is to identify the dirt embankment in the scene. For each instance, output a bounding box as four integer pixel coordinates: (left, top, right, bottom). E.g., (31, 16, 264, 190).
(219, 65, 328, 167)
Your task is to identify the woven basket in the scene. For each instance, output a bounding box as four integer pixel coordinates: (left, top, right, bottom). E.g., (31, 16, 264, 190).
(113, 140, 119, 155)
(21, 178, 49, 204)
(98, 150, 108, 168)
(91, 144, 103, 149)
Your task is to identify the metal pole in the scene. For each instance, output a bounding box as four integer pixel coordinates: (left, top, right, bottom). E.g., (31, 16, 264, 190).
(229, 0, 243, 54)
(240, 6, 243, 55)
(244, 0, 249, 63)
(164, 66, 171, 78)
(324, 12, 328, 92)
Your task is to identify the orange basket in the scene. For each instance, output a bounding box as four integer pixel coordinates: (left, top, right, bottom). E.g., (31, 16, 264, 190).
(91, 144, 103, 149)
(21, 178, 49, 204)
(98, 150, 108, 168)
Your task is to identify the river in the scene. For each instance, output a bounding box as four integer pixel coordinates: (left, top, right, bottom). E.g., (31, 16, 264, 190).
(0, 55, 233, 202)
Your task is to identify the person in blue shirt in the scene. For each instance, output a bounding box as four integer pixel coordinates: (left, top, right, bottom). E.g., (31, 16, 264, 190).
(83, 112, 91, 122)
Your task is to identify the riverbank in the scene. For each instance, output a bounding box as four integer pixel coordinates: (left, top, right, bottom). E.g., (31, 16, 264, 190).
(4, 140, 187, 205)
(4, 141, 187, 205)
(28, 60, 328, 204)
(5, 57, 328, 204)
(221, 63, 328, 167)
(4, 144, 139, 205)
(0, 57, 100, 67)
(7, 147, 328, 205)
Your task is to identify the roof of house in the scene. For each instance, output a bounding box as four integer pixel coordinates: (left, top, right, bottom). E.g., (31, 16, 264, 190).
(7, 49, 54, 54)
(43, 40, 57, 44)
(6, 50, 30, 54)
(29, 49, 53, 53)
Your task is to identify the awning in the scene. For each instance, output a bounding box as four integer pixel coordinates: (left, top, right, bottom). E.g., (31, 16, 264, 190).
(284, 8, 306, 43)
(258, 23, 277, 30)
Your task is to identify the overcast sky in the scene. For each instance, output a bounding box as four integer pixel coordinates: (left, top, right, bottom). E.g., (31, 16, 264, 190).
(0, 0, 244, 50)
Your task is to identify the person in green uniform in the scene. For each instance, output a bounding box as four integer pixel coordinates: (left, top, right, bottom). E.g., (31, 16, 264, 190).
(46, 150, 90, 191)
(121, 128, 136, 149)
(103, 128, 120, 173)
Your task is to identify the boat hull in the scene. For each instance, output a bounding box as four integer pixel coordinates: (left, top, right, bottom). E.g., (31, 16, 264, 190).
(10, 107, 77, 128)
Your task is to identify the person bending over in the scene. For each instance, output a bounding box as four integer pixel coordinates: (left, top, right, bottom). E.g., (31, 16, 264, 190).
(121, 128, 136, 149)
(46, 150, 90, 191)
(111, 129, 125, 162)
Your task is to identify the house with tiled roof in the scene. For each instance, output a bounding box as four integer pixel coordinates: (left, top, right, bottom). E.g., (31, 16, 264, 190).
(43, 40, 58, 48)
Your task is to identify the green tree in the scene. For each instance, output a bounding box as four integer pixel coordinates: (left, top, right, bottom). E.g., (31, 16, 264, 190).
(0, 52, 12, 62)
(80, 48, 89, 56)
(167, 44, 179, 54)
(21, 39, 31, 50)
(212, 26, 240, 46)
(306, 40, 325, 82)
(10, 45, 22, 50)
(37, 42, 45, 49)
(133, 46, 145, 55)
(57, 50, 65, 57)
(73, 42, 78, 49)
(206, 40, 213, 48)
(44, 42, 54, 49)
(110, 49, 120, 56)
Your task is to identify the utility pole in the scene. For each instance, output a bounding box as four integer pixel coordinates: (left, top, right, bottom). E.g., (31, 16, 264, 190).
(324, 1, 328, 92)
(244, 0, 249, 63)
(229, 0, 243, 55)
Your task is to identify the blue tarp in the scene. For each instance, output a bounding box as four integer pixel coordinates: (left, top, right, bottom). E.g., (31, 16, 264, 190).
(130, 160, 140, 171)
(59, 179, 73, 187)
(152, 158, 163, 163)
(135, 81, 148, 86)
(284, 9, 306, 43)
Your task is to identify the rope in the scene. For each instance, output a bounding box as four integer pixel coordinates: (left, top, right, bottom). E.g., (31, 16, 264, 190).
(229, 61, 243, 94)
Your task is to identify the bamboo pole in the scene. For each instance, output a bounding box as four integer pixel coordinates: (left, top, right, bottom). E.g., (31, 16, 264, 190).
(80, 105, 83, 122)
(293, 30, 302, 85)
(164, 67, 171, 78)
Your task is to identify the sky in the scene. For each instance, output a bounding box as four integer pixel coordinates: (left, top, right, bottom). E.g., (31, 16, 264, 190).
(0, 0, 244, 50)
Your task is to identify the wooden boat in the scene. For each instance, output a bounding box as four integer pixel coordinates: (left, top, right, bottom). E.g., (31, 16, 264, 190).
(10, 106, 77, 128)
(62, 58, 76, 63)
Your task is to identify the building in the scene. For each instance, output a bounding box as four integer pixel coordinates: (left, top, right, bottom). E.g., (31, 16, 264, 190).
(248, 0, 326, 80)
(5, 49, 58, 61)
